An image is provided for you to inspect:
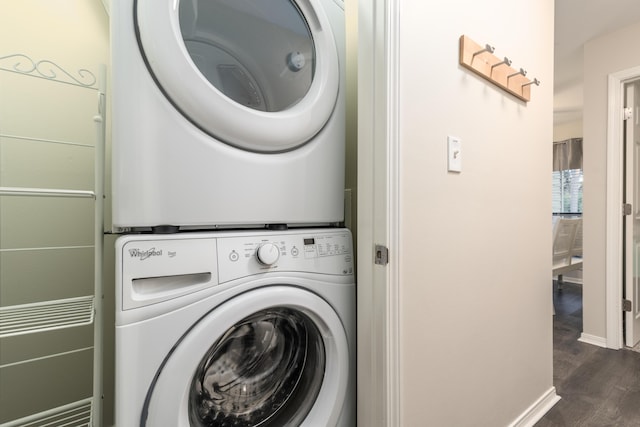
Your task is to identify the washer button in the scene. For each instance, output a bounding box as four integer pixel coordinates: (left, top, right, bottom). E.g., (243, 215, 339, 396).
(229, 250, 239, 262)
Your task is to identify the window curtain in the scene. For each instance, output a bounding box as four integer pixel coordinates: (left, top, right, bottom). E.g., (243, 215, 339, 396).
(553, 138, 582, 171)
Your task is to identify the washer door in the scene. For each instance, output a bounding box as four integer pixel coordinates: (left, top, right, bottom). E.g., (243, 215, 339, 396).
(136, 0, 340, 153)
(142, 286, 349, 426)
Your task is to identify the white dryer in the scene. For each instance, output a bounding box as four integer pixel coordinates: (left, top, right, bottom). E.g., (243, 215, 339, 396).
(115, 228, 355, 426)
(110, 0, 346, 231)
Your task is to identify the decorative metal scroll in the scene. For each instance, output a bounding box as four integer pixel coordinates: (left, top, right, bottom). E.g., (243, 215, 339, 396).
(0, 53, 97, 89)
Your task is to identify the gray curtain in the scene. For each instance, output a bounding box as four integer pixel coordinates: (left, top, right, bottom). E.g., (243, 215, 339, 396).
(553, 138, 582, 171)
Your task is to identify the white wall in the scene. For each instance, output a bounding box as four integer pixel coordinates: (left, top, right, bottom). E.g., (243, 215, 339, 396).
(395, 1, 555, 425)
(582, 21, 640, 341)
(554, 120, 583, 141)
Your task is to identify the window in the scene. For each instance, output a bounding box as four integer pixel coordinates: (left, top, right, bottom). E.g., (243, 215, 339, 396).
(552, 169, 583, 213)
(552, 138, 583, 214)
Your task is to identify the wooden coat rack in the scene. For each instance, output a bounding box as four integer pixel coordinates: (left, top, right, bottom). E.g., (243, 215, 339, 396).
(459, 35, 539, 103)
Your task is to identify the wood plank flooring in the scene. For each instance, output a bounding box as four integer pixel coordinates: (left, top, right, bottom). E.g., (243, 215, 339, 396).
(535, 282, 640, 427)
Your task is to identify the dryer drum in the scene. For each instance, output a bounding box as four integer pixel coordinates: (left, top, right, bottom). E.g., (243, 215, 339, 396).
(188, 308, 326, 426)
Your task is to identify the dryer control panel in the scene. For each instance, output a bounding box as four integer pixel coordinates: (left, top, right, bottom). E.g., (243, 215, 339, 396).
(217, 230, 353, 283)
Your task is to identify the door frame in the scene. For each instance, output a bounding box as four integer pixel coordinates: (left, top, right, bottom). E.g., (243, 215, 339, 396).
(624, 80, 640, 348)
(605, 65, 640, 349)
(356, 0, 400, 425)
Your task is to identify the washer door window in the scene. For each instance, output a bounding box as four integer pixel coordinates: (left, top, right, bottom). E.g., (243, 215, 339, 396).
(136, 0, 340, 153)
(189, 308, 325, 426)
(142, 287, 349, 426)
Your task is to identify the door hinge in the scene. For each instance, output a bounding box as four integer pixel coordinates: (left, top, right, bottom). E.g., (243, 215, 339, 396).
(374, 244, 389, 266)
(623, 299, 633, 312)
(624, 107, 634, 120)
(624, 203, 633, 215)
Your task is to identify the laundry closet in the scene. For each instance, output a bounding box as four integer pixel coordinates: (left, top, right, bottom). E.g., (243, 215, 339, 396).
(0, 0, 358, 426)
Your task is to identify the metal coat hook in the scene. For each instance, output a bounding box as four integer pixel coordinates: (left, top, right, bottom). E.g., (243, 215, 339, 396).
(507, 68, 527, 80)
(521, 78, 540, 88)
(491, 57, 512, 71)
(472, 43, 495, 58)
(489, 56, 511, 75)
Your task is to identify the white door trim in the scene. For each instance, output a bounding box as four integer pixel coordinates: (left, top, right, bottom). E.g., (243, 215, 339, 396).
(356, 0, 400, 424)
(605, 66, 640, 349)
(385, 0, 401, 424)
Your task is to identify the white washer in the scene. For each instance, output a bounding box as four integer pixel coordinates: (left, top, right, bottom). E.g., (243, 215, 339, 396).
(115, 228, 355, 426)
(110, 0, 346, 231)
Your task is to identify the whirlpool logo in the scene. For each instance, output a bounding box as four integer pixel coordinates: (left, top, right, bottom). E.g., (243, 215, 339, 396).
(128, 247, 163, 260)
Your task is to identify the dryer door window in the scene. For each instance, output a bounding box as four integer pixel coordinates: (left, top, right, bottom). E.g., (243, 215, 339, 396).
(189, 308, 325, 426)
(142, 286, 350, 426)
(136, 0, 340, 153)
(179, 0, 314, 113)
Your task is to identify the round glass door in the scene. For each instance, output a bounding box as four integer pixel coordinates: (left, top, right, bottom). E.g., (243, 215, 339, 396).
(142, 286, 349, 426)
(136, 0, 340, 152)
(189, 308, 325, 426)
(180, 0, 314, 113)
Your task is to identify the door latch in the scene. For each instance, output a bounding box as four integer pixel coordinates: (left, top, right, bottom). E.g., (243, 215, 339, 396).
(623, 299, 632, 312)
(624, 203, 633, 216)
(374, 244, 389, 266)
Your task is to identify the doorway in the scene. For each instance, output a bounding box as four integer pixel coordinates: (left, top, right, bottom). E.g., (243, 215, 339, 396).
(623, 79, 640, 348)
(605, 66, 640, 350)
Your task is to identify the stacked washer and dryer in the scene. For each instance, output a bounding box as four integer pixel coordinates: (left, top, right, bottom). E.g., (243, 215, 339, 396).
(110, 0, 354, 426)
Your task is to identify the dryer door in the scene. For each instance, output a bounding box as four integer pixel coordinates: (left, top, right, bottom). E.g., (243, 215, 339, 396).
(142, 286, 349, 426)
(136, 0, 340, 153)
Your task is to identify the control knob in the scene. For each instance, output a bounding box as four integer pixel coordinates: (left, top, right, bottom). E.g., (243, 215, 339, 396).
(256, 242, 280, 266)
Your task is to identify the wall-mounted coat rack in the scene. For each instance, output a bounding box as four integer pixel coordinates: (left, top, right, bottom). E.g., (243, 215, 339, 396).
(459, 35, 539, 103)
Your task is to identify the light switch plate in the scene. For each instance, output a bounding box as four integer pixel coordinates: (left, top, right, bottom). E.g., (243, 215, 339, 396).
(448, 136, 462, 172)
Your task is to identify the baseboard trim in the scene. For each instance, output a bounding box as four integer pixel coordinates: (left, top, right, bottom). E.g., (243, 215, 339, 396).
(578, 333, 608, 348)
(508, 387, 561, 427)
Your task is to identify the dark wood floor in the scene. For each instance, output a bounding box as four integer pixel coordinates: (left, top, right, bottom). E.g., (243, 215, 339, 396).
(535, 282, 640, 427)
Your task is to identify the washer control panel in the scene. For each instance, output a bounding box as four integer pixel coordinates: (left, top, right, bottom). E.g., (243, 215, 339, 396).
(217, 230, 353, 283)
(117, 229, 354, 312)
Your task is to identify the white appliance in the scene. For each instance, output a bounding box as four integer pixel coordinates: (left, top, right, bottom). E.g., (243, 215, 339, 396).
(110, 0, 346, 231)
(115, 228, 355, 426)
